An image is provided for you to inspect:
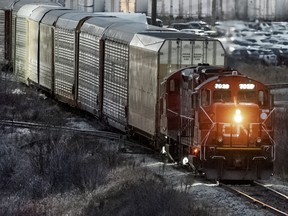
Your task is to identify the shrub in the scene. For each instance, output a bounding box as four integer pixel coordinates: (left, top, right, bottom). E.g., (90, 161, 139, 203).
(83, 171, 207, 216)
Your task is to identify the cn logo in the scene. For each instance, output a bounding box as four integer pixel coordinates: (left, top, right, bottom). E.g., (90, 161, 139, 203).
(222, 123, 240, 137)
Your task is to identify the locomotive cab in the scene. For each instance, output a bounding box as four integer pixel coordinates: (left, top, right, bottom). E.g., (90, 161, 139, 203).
(192, 71, 275, 180)
(161, 66, 275, 180)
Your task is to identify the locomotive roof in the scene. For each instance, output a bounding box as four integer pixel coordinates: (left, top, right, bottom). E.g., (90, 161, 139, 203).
(194, 73, 266, 91)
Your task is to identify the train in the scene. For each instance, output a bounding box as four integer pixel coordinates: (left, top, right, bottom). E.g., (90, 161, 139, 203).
(0, 0, 275, 180)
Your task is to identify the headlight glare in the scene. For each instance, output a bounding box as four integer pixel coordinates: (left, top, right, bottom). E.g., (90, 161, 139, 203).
(234, 109, 243, 123)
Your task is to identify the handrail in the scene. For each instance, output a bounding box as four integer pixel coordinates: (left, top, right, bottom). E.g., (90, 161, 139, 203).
(262, 107, 275, 125)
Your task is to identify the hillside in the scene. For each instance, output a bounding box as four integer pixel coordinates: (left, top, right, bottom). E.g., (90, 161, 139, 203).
(0, 70, 210, 215)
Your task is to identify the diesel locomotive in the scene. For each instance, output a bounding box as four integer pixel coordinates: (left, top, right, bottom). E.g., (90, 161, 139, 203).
(0, 0, 275, 180)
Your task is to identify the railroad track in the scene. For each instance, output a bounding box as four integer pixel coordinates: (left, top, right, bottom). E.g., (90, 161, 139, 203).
(0, 119, 123, 140)
(0, 119, 156, 154)
(220, 181, 288, 215)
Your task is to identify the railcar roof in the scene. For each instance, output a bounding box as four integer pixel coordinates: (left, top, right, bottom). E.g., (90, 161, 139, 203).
(103, 23, 159, 43)
(55, 12, 103, 29)
(81, 16, 135, 35)
(137, 31, 213, 40)
(29, 5, 62, 22)
(93, 12, 147, 24)
(0, 0, 14, 9)
(13, 0, 58, 12)
(17, 4, 51, 18)
(41, 9, 75, 25)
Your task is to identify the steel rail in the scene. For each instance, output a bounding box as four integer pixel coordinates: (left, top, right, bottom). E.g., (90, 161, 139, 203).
(220, 183, 288, 216)
(0, 119, 123, 140)
(254, 181, 288, 201)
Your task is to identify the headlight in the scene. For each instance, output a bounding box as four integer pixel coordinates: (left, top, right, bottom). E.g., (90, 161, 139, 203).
(161, 146, 166, 154)
(234, 109, 243, 123)
(182, 157, 189, 165)
(217, 136, 223, 143)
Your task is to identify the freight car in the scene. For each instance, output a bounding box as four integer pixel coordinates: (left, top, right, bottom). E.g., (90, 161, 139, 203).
(2, 1, 275, 180)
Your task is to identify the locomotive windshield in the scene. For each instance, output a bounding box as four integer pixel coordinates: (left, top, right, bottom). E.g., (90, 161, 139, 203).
(213, 90, 231, 102)
(238, 90, 257, 102)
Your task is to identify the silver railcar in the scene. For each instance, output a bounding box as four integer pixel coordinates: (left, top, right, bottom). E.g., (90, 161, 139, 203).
(54, 12, 97, 104)
(39, 9, 73, 92)
(27, 4, 62, 85)
(128, 32, 226, 140)
(78, 16, 138, 115)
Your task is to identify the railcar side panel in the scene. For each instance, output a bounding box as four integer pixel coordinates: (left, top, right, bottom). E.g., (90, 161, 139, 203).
(28, 19, 40, 84)
(28, 5, 61, 87)
(206, 40, 226, 66)
(129, 47, 158, 135)
(12, 1, 55, 67)
(54, 28, 75, 102)
(0, 0, 14, 65)
(102, 39, 129, 131)
(0, 10, 5, 64)
(39, 23, 54, 91)
(4, 10, 12, 64)
(101, 22, 153, 131)
(39, 9, 72, 92)
(11, 9, 17, 65)
(54, 13, 103, 105)
(129, 33, 226, 138)
(78, 32, 100, 114)
(14, 17, 29, 83)
(14, 3, 56, 84)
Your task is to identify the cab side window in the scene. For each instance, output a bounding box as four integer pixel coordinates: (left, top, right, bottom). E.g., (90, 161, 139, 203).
(201, 89, 210, 106)
(258, 90, 268, 106)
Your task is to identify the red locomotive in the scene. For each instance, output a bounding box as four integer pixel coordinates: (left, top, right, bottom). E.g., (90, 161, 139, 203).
(160, 65, 275, 180)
